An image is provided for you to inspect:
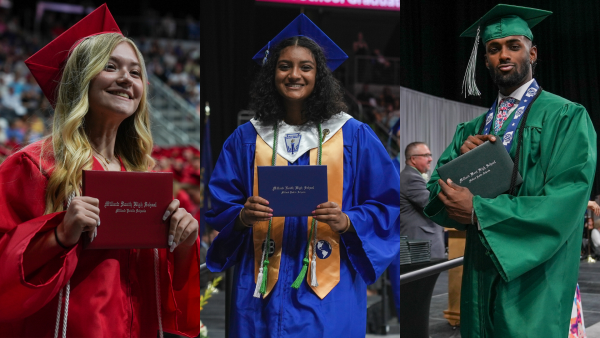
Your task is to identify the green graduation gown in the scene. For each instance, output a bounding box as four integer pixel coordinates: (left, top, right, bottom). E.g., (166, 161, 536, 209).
(424, 90, 597, 337)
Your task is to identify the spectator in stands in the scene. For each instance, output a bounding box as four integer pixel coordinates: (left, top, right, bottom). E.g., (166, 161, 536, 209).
(353, 32, 370, 82)
(148, 56, 168, 82)
(2, 86, 26, 116)
(162, 43, 178, 71)
(380, 86, 396, 108)
(353, 31, 370, 56)
(186, 15, 200, 40)
(356, 83, 377, 122)
(5, 117, 24, 144)
(0, 6, 200, 337)
(373, 49, 392, 83)
(161, 13, 177, 39)
(168, 62, 189, 94)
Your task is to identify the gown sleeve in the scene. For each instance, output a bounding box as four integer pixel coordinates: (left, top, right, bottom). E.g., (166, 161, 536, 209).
(474, 104, 596, 282)
(341, 124, 401, 284)
(0, 151, 80, 321)
(423, 120, 478, 231)
(157, 239, 201, 337)
(205, 128, 252, 272)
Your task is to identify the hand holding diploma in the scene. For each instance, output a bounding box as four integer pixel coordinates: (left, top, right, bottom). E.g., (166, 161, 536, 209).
(460, 135, 496, 154)
(57, 196, 101, 246)
(163, 199, 199, 253)
(312, 202, 353, 233)
(240, 196, 274, 226)
(437, 178, 475, 224)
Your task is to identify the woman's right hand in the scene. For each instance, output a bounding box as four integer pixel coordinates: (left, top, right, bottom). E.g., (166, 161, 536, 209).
(241, 196, 273, 226)
(57, 196, 100, 247)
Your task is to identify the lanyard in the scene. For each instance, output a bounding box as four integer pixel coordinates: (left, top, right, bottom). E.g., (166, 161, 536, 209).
(481, 79, 539, 152)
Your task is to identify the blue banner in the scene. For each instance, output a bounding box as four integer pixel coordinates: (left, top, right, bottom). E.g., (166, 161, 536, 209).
(200, 115, 212, 237)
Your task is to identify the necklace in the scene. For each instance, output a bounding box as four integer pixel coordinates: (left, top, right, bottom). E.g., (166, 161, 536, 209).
(90, 145, 112, 166)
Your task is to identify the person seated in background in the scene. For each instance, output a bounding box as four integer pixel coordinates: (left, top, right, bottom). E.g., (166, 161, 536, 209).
(356, 83, 376, 122)
(401, 142, 446, 258)
(168, 62, 188, 94)
(582, 200, 600, 257)
(353, 32, 370, 82)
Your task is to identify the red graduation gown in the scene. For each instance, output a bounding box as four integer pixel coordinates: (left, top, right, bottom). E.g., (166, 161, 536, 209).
(0, 140, 200, 337)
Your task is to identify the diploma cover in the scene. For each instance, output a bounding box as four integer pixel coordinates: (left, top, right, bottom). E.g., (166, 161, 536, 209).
(258, 165, 328, 216)
(82, 170, 173, 249)
(437, 140, 523, 198)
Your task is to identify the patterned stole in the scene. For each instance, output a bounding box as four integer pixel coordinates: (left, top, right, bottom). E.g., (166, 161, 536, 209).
(252, 128, 344, 299)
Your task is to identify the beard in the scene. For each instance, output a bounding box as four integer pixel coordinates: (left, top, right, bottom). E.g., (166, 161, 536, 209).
(488, 60, 531, 89)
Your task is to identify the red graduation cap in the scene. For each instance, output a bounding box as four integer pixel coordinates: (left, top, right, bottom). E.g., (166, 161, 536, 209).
(25, 3, 122, 108)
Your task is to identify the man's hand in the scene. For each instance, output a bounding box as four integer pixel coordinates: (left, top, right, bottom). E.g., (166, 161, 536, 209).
(460, 135, 497, 155)
(437, 178, 475, 224)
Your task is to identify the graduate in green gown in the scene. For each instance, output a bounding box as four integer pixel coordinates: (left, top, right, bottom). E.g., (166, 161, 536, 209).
(424, 5, 597, 337)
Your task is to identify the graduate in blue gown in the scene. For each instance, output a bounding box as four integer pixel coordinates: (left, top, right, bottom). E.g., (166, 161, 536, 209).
(205, 14, 400, 338)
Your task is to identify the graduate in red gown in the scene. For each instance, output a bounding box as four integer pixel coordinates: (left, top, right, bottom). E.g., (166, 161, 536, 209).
(0, 5, 200, 337)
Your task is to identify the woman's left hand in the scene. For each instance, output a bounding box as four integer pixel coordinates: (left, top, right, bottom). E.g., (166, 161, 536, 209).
(312, 202, 348, 233)
(164, 199, 199, 252)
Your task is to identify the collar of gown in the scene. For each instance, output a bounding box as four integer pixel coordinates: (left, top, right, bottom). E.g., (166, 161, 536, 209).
(250, 112, 353, 163)
(497, 77, 535, 103)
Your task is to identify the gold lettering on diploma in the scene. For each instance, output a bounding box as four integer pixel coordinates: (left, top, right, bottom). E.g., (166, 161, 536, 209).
(458, 160, 497, 184)
(272, 185, 315, 195)
(104, 200, 158, 213)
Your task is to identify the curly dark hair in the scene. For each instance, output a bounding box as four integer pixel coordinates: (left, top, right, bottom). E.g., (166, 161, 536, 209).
(249, 36, 347, 125)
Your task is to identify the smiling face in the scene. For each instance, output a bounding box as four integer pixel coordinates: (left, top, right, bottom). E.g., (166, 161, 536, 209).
(484, 35, 537, 95)
(88, 41, 144, 120)
(408, 144, 432, 174)
(274, 45, 316, 106)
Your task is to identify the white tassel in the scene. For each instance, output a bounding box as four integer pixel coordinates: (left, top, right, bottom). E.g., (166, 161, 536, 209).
(310, 258, 318, 287)
(253, 268, 264, 298)
(462, 26, 482, 97)
(154, 248, 164, 338)
(253, 234, 269, 298)
(310, 222, 319, 287)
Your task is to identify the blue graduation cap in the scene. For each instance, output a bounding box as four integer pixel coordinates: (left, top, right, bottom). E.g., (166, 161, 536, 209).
(252, 14, 348, 71)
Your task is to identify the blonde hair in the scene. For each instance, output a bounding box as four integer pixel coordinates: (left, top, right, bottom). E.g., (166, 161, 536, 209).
(43, 33, 154, 214)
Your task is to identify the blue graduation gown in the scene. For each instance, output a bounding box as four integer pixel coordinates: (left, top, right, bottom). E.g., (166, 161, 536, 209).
(390, 156, 401, 322)
(205, 118, 400, 338)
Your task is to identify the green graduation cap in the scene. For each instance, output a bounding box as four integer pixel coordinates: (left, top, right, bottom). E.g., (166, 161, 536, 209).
(460, 4, 552, 96)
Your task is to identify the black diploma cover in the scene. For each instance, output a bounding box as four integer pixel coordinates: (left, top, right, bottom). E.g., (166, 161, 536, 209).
(437, 140, 523, 198)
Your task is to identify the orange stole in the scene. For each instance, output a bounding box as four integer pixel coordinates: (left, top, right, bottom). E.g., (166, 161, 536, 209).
(252, 129, 344, 299)
(307, 128, 343, 299)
